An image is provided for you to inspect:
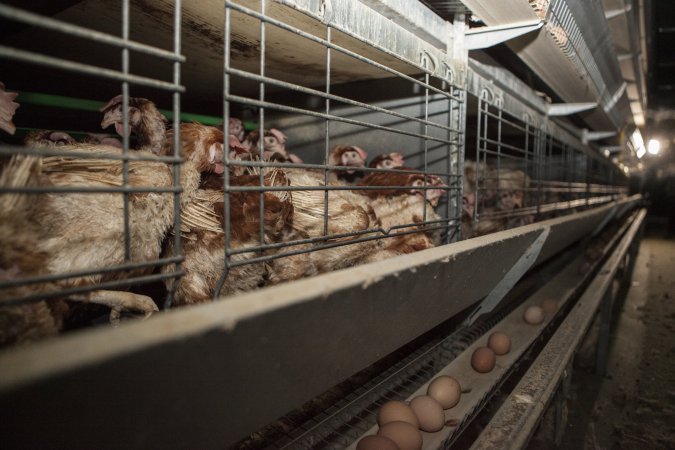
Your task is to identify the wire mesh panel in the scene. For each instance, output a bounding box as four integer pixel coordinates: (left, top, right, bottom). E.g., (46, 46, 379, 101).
(0, 2, 184, 343)
(465, 88, 629, 239)
(209, 0, 465, 302)
(465, 89, 537, 238)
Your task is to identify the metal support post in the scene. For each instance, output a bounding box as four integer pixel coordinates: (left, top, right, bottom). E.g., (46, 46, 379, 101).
(595, 288, 614, 376)
(554, 360, 573, 445)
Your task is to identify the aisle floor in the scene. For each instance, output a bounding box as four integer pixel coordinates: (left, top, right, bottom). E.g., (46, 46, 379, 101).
(560, 222, 675, 449)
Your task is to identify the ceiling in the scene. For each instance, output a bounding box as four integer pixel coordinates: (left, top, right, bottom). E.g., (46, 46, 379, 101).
(422, 0, 674, 167)
(1, 0, 673, 167)
(646, 0, 675, 161)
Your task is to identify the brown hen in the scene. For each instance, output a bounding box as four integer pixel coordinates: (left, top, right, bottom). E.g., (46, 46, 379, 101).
(162, 168, 295, 305)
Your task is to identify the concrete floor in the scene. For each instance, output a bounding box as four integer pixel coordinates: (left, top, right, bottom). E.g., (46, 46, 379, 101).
(558, 222, 675, 449)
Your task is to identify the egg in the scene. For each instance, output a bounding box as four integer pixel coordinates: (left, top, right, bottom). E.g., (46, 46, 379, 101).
(471, 346, 496, 373)
(377, 421, 423, 450)
(409, 395, 445, 432)
(377, 401, 419, 428)
(356, 435, 401, 450)
(523, 305, 544, 324)
(427, 376, 461, 409)
(541, 298, 558, 315)
(487, 331, 511, 355)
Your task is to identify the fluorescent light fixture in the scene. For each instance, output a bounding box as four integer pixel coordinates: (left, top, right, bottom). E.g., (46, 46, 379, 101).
(648, 139, 661, 155)
(632, 130, 644, 149)
(632, 130, 647, 158)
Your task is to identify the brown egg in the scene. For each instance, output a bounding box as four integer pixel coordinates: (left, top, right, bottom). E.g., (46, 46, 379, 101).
(377, 401, 419, 428)
(523, 305, 544, 324)
(541, 298, 558, 315)
(409, 395, 445, 432)
(487, 331, 511, 355)
(471, 346, 496, 373)
(427, 376, 461, 409)
(356, 435, 401, 450)
(377, 421, 423, 450)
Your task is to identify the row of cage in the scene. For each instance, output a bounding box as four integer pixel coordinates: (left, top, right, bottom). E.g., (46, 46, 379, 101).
(0, 0, 626, 346)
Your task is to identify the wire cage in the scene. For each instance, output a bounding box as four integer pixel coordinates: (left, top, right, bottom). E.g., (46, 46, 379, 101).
(212, 0, 465, 302)
(468, 88, 539, 238)
(0, 1, 185, 341)
(464, 86, 628, 239)
(0, 0, 467, 339)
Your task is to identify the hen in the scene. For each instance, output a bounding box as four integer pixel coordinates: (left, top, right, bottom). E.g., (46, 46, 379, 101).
(355, 170, 446, 262)
(261, 167, 380, 281)
(162, 167, 295, 305)
(0, 154, 67, 346)
(4, 98, 225, 337)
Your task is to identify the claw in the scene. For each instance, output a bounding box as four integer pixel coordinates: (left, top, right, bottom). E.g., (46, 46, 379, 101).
(71, 290, 159, 326)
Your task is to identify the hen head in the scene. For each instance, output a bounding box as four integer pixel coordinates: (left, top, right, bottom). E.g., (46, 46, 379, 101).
(410, 174, 448, 207)
(463, 191, 476, 217)
(496, 170, 528, 210)
(368, 152, 405, 169)
(228, 117, 246, 142)
(330, 145, 368, 174)
(359, 170, 446, 206)
(244, 128, 288, 160)
(176, 123, 229, 175)
(100, 95, 167, 151)
(24, 130, 77, 147)
(0, 82, 20, 135)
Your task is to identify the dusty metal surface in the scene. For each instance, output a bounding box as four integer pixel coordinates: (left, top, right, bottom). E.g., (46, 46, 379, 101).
(470, 209, 647, 450)
(358, 0, 449, 49)
(0, 197, 638, 449)
(0, 0, 462, 100)
(460, 0, 631, 132)
(466, 57, 588, 152)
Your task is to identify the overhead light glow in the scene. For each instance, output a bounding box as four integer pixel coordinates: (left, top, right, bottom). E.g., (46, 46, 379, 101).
(632, 130, 644, 149)
(623, 166, 629, 174)
(632, 130, 647, 159)
(604, 149, 611, 157)
(648, 139, 661, 155)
